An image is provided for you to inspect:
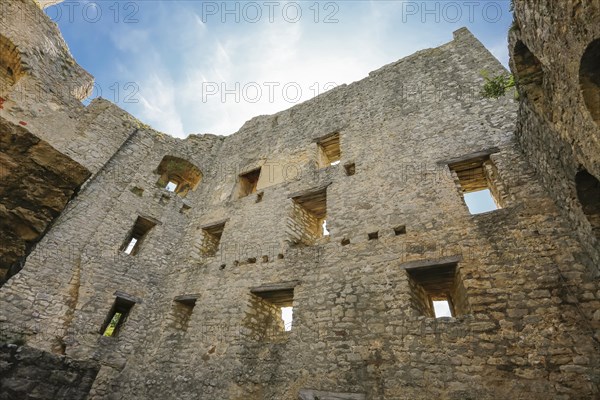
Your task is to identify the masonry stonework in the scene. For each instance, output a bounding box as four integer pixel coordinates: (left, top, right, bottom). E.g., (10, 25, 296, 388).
(0, 0, 599, 399)
(509, 0, 600, 269)
(0, 343, 99, 400)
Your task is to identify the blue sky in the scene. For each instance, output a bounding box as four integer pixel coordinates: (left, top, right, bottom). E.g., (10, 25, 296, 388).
(46, 1, 513, 138)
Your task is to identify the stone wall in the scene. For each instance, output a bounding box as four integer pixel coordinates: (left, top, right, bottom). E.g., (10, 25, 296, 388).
(0, 0, 143, 286)
(0, 1, 598, 399)
(0, 117, 89, 284)
(0, 0, 138, 176)
(509, 0, 600, 269)
(0, 343, 99, 400)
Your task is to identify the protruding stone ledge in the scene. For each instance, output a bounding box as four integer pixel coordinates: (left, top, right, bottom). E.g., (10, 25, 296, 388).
(298, 389, 366, 400)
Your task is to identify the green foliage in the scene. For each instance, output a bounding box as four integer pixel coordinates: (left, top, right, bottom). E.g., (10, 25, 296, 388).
(480, 71, 516, 99)
(103, 312, 122, 337)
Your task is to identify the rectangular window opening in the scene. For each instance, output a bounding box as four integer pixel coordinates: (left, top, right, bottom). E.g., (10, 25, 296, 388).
(449, 156, 502, 214)
(201, 221, 226, 256)
(291, 187, 328, 245)
(101, 297, 135, 337)
(172, 295, 197, 331)
(317, 133, 341, 168)
(406, 262, 466, 318)
(121, 216, 156, 256)
(238, 168, 261, 198)
(250, 285, 295, 340)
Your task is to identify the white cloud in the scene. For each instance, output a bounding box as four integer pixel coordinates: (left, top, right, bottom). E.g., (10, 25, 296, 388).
(137, 73, 185, 137)
(97, 1, 511, 138)
(489, 40, 510, 68)
(111, 29, 151, 53)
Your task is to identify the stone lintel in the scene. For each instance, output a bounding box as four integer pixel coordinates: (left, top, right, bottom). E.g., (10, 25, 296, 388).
(437, 147, 500, 166)
(114, 291, 142, 304)
(199, 218, 229, 230)
(251, 281, 300, 293)
(298, 389, 366, 400)
(400, 255, 463, 271)
(288, 183, 332, 200)
(174, 294, 199, 303)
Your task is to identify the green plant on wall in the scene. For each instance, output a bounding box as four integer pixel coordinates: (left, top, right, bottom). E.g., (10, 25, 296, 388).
(480, 70, 516, 99)
(103, 312, 122, 337)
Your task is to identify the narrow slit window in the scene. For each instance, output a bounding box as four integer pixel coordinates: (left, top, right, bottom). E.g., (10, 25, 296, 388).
(317, 133, 341, 168)
(121, 216, 156, 256)
(449, 155, 502, 214)
(101, 297, 135, 337)
(201, 221, 226, 256)
(238, 168, 261, 198)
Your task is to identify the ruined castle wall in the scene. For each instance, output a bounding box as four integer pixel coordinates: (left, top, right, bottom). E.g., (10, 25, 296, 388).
(0, 343, 99, 399)
(509, 0, 600, 268)
(0, 126, 222, 353)
(0, 1, 141, 282)
(0, 3, 599, 399)
(0, 117, 90, 284)
(1, 27, 597, 399)
(0, 0, 138, 176)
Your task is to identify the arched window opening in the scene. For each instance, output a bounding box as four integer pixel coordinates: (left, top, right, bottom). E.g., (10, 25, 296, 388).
(0, 35, 24, 95)
(156, 156, 202, 197)
(575, 169, 600, 240)
(580, 39, 600, 127)
(513, 40, 545, 111)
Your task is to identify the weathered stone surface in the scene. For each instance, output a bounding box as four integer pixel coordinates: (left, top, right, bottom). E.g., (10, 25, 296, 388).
(299, 389, 366, 400)
(509, 1, 600, 269)
(0, 344, 99, 400)
(0, 117, 90, 284)
(0, 0, 139, 175)
(0, 1, 598, 399)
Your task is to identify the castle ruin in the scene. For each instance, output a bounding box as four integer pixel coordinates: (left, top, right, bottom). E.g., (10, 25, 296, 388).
(0, 1, 599, 399)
